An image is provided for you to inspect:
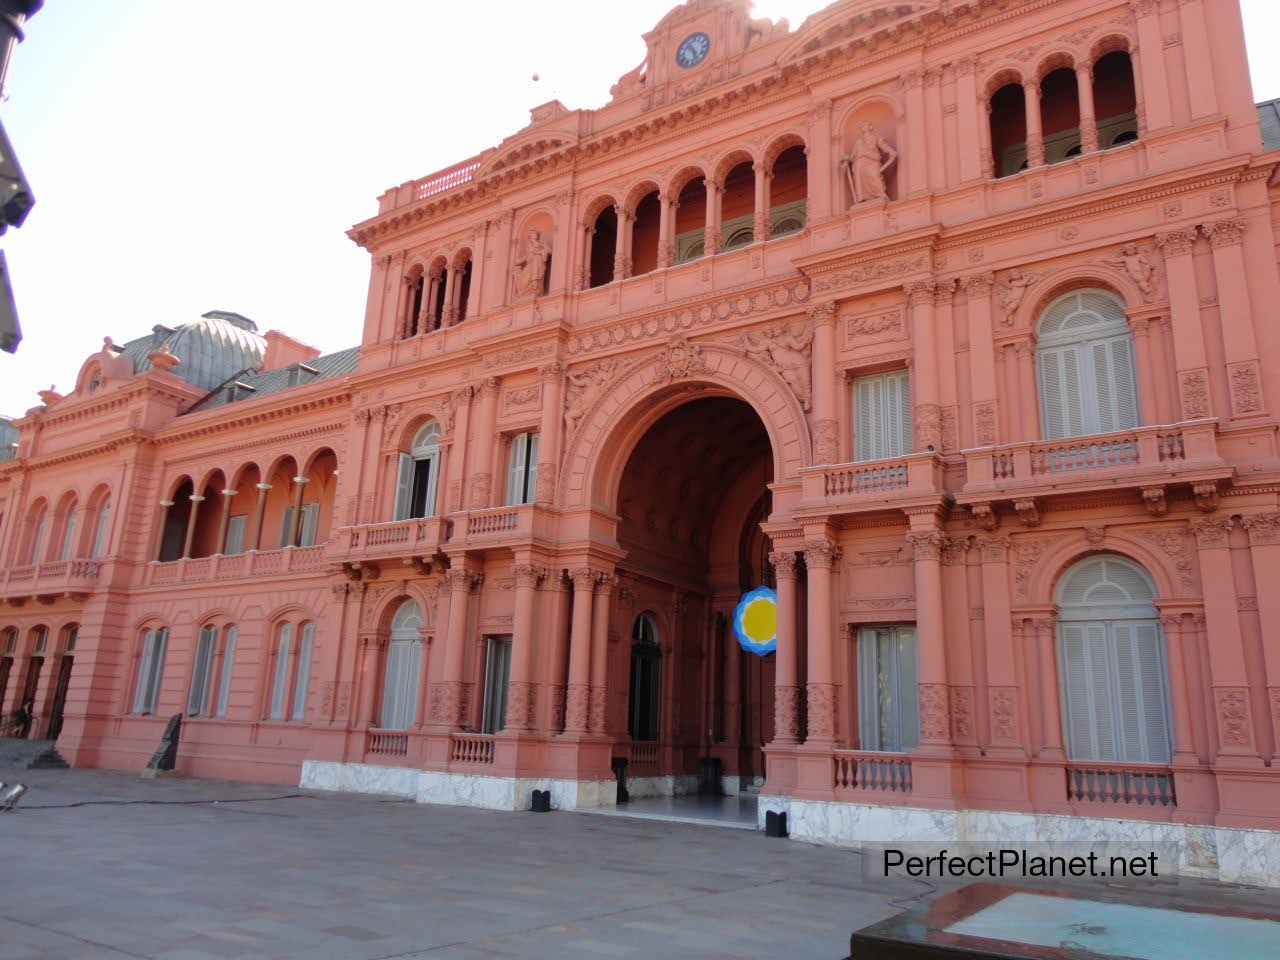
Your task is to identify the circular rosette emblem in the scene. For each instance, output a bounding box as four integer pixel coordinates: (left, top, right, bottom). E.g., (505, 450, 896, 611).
(733, 586, 778, 656)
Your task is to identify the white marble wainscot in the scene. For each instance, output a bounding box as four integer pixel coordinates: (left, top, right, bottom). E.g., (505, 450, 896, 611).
(626, 774, 700, 800)
(757, 796, 1280, 888)
(300, 760, 419, 798)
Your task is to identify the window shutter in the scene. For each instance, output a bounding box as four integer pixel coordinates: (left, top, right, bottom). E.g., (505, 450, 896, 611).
(897, 626, 920, 751)
(507, 434, 528, 505)
(422, 452, 440, 518)
(526, 434, 540, 502)
(61, 512, 77, 561)
(1038, 347, 1067, 440)
(91, 501, 110, 558)
(278, 507, 294, 549)
(146, 628, 169, 715)
(225, 515, 246, 555)
(888, 370, 911, 457)
(1094, 336, 1139, 432)
(856, 628, 879, 750)
(133, 631, 156, 713)
(188, 627, 215, 715)
(30, 514, 44, 564)
(393, 453, 414, 521)
(215, 626, 236, 717)
(270, 625, 292, 720)
(853, 377, 874, 462)
(1061, 623, 1118, 761)
(1112, 621, 1171, 763)
(381, 640, 403, 729)
(299, 503, 319, 547)
(291, 623, 312, 721)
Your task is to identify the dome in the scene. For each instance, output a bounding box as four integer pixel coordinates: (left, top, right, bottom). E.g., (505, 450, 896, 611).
(133, 311, 267, 391)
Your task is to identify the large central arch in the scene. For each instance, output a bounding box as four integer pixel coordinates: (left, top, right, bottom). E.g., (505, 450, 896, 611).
(558, 338, 811, 511)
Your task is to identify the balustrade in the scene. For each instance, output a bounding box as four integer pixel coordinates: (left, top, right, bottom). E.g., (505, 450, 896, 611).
(833, 751, 913, 795)
(1065, 763, 1177, 807)
(449, 733, 496, 765)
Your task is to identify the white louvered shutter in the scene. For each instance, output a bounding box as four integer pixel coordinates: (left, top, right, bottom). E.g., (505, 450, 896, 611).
(381, 641, 404, 729)
(299, 503, 320, 547)
(393, 453, 414, 521)
(887, 371, 911, 456)
(526, 434, 540, 502)
(270, 624, 292, 720)
(854, 376, 877, 462)
(1112, 621, 1171, 762)
(1038, 345, 1087, 440)
(61, 512, 77, 560)
(897, 626, 920, 751)
(1061, 623, 1118, 761)
(278, 507, 294, 549)
(215, 626, 236, 717)
(133, 631, 156, 713)
(1092, 336, 1139, 433)
(224, 515, 246, 555)
(188, 626, 215, 715)
(291, 622, 312, 721)
(507, 434, 529, 505)
(91, 501, 111, 558)
(421, 453, 439, 517)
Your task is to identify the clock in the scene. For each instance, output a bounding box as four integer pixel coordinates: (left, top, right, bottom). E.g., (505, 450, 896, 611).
(675, 31, 711, 69)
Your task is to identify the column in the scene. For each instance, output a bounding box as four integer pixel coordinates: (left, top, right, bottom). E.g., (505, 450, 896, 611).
(439, 566, 480, 728)
(564, 568, 596, 734)
(1203, 218, 1265, 419)
(249, 482, 271, 551)
(907, 526, 951, 749)
(181, 494, 204, 559)
(1128, 315, 1163, 424)
(286, 476, 308, 548)
(1015, 340, 1039, 439)
(486, 210, 515, 309)
(1022, 78, 1044, 169)
(548, 194, 574, 294)
(1132, 0, 1173, 130)
(535, 361, 565, 504)
(420, 272, 438, 332)
(656, 192, 674, 269)
(703, 178, 722, 256)
(954, 56, 983, 182)
(1000, 345, 1019, 440)
(356, 636, 380, 727)
(612, 205, 633, 281)
(443, 386, 473, 514)
(1158, 613, 1200, 763)
(809, 302, 838, 464)
(977, 536, 1025, 756)
(441, 267, 458, 326)
(465, 225, 487, 321)
(468, 377, 501, 509)
(577, 224, 595, 291)
(589, 573, 616, 733)
(769, 550, 800, 744)
(803, 538, 838, 745)
(906, 281, 941, 450)
(962, 274, 999, 444)
(215, 488, 235, 554)
(1179, 0, 1218, 119)
(752, 162, 771, 242)
(504, 562, 545, 731)
(1154, 228, 1212, 420)
(805, 98, 834, 219)
(1075, 61, 1099, 153)
(1241, 514, 1280, 753)
(152, 500, 173, 561)
(934, 279, 959, 438)
(1189, 519, 1261, 762)
(924, 68, 946, 189)
(903, 69, 928, 193)
(1032, 617, 1064, 758)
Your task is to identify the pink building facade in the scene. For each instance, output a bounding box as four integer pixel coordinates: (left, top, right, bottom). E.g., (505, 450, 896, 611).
(4, 0, 1280, 884)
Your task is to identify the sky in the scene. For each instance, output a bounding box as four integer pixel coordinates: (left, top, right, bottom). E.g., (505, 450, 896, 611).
(2, 0, 1278, 417)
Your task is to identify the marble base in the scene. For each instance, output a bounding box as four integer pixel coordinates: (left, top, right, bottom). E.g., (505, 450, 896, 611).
(757, 795, 1280, 887)
(300, 761, 616, 811)
(626, 774, 700, 800)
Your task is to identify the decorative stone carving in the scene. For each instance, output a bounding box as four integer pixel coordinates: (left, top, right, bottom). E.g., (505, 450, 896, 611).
(1104, 243, 1159, 302)
(842, 121, 898, 206)
(1216, 688, 1252, 748)
(550, 684, 566, 731)
(919, 683, 950, 742)
(504, 680, 537, 728)
(564, 358, 619, 436)
(468, 473, 492, 509)
(570, 567, 599, 591)
(990, 686, 1018, 743)
(811, 256, 925, 295)
(1190, 517, 1232, 547)
(960, 272, 995, 298)
(914, 402, 942, 451)
(534, 468, 556, 504)
(812, 419, 839, 465)
(511, 563, 546, 589)
(565, 683, 590, 730)
(998, 269, 1036, 326)
(652, 334, 709, 385)
(951, 687, 974, 740)
(768, 550, 798, 578)
(1179, 369, 1210, 419)
(1084, 526, 1107, 545)
(588, 688, 607, 732)
(1142, 487, 1168, 517)
(845, 308, 903, 341)
(1014, 498, 1042, 527)
(429, 681, 463, 724)
(1138, 528, 1194, 590)
(1202, 217, 1245, 248)
(906, 530, 946, 562)
(1012, 538, 1057, 600)
(941, 536, 969, 566)
(977, 535, 1009, 563)
(805, 683, 838, 739)
(1241, 513, 1280, 545)
(1229, 361, 1262, 415)
(444, 568, 482, 593)
(808, 301, 836, 328)
(803, 538, 840, 569)
(973, 401, 997, 446)
(1155, 227, 1198, 259)
(971, 503, 999, 532)
(738, 322, 812, 410)
(1192, 482, 1220, 514)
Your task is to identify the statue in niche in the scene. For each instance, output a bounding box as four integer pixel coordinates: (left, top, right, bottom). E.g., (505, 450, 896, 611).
(843, 121, 898, 206)
(998, 269, 1036, 326)
(564, 358, 618, 434)
(739, 323, 813, 409)
(1105, 243, 1158, 302)
(511, 229, 551, 299)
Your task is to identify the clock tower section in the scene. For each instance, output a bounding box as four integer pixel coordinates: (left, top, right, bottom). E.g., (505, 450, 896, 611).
(638, 0, 757, 98)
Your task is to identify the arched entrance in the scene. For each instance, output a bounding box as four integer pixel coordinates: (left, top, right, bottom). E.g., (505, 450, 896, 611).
(613, 395, 776, 792)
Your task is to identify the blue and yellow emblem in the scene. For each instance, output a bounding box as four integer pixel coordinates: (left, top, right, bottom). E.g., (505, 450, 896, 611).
(733, 586, 778, 656)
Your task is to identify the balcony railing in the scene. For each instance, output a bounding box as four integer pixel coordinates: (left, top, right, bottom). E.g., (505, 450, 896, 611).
(330, 517, 451, 563)
(629, 741, 660, 773)
(145, 546, 327, 586)
(1065, 762, 1176, 807)
(1, 558, 100, 598)
(802, 452, 945, 511)
(833, 751, 913, 796)
(466, 507, 520, 537)
(964, 420, 1223, 495)
(367, 731, 409, 758)
(413, 157, 482, 202)
(448, 733, 496, 765)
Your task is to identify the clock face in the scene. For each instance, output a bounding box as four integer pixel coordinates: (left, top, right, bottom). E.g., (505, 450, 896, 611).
(675, 32, 711, 69)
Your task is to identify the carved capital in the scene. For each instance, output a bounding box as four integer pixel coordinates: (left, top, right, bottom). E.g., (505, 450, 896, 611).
(976, 535, 1010, 563)
(904, 279, 936, 306)
(571, 567, 600, 591)
(596, 571, 618, 594)
(803, 538, 840, 570)
(768, 550, 799, 578)
(954, 54, 978, 76)
(511, 563, 547, 588)
(477, 376, 502, 399)
(1241, 513, 1280, 546)
(907, 530, 946, 562)
(960, 272, 995, 297)
(932, 278, 956, 306)
(1154, 227, 1198, 259)
(539, 360, 563, 381)
(1189, 517, 1233, 548)
(807, 301, 837, 328)
(443, 568, 482, 592)
(1202, 217, 1245, 248)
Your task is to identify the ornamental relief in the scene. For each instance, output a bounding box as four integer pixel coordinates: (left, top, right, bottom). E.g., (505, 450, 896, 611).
(844, 306, 904, 344)
(810, 255, 928, 295)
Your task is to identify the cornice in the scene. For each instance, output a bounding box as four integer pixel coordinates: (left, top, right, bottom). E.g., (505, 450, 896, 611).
(1, 428, 152, 473)
(158, 391, 352, 446)
(18, 376, 200, 432)
(163, 421, 347, 466)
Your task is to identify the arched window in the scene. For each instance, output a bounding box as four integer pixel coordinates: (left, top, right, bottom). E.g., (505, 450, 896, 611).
(188, 622, 237, 718)
(1036, 289, 1138, 439)
(380, 599, 422, 730)
(1056, 555, 1171, 763)
(132, 625, 170, 715)
(393, 421, 441, 520)
(268, 619, 313, 722)
(628, 613, 661, 742)
(56, 497, 78, 561)
(90, 496, 111, 558)
(25, 502, 46, 565)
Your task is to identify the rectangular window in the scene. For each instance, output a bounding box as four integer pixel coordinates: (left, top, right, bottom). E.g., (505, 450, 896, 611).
(224, 515, 247, 555)
(33, 626, 47, 654)
(394, 452, 440, 521)
(856, 625, 919, 753)
(505, 432, 539, 505)
(215, 626, 236, 718)
(188, 625, 217, 716)
(64, 626, 78, 653)
(132, 627, 169, 715)
(480, 635, 512, 734)
(853, 371, 912, 462)
(91, 501, 111, 558)
(291, 622, 313, 721)
(3, 629, 16, 654)
(278, 507, 295, 549)
(298, 503, 320, 548)
(379, 636, 422, 730)
(60, 512, 77, 561)
(269, 623, 293, 720)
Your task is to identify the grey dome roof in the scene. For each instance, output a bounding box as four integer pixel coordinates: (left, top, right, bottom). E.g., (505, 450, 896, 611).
(119, 311, 267, 391)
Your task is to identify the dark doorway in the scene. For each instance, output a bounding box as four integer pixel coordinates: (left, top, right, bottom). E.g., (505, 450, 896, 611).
(628, 613, 661, 741)
(47, 655, 73, 740)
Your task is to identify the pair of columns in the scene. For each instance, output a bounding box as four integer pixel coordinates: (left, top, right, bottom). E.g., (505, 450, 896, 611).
(1015, 63, 1103, 169)
(563, 567, 615, 735)
(152, 476, 310, 561)
(408, 265, 468, 335)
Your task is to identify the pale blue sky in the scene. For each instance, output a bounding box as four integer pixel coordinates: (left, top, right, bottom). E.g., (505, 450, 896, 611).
(2, 0, 1278, 416)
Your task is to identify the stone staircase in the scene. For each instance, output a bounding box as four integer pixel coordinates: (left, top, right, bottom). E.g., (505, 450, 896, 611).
(0, 738, 69, 770)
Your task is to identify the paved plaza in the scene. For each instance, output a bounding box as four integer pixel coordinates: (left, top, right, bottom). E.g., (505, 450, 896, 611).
(0, 766, 1274, 959)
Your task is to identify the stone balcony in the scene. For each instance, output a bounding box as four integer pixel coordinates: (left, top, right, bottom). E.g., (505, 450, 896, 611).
(957, 419, 1232, 521)
(797, 452, 948, 517)
(328, 518, 453, 576)
(143, 545, 328, 587)
(0, 559, 101, 603)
